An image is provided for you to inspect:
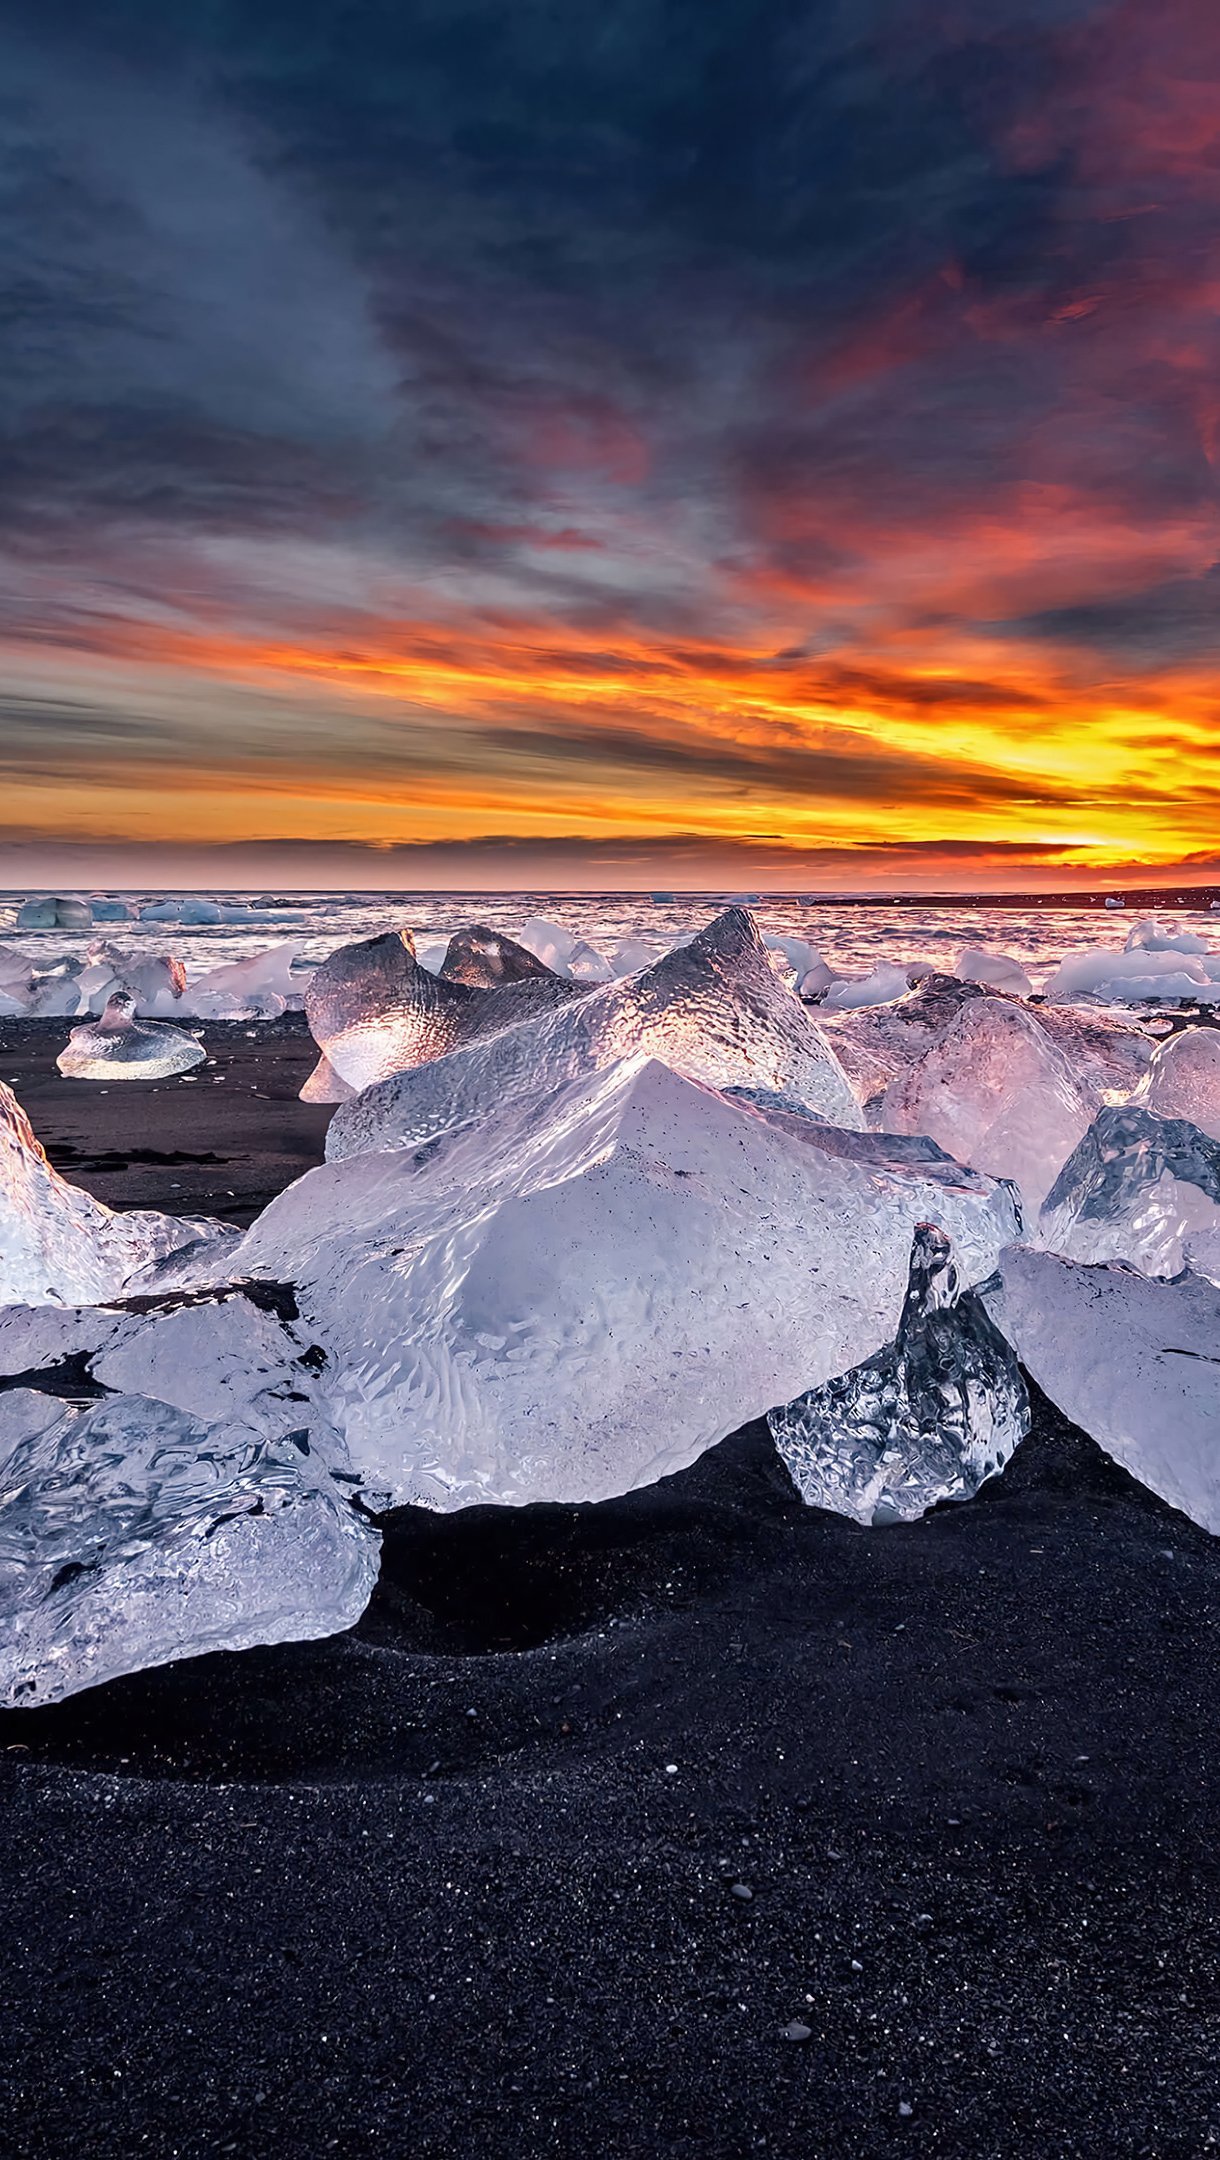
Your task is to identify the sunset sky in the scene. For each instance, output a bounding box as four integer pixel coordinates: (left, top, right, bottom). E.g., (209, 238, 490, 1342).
(3, 0, 1220, 890)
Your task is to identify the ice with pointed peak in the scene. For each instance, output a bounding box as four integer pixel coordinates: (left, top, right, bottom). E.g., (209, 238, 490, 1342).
(326, 909, 865, 1161)
(0, 1389, 380, 1707)
(769, 1223, 1028, 1525)
(955, 947, 1033, 998)
(1037, 1105, 1220, 1283)
(989, 1249, 1220, 1532)
(304, 926, 587, 1095)
(233, 1055, 1019, 1513)
(0, 1082, 233, 1305)
(1135, 1027, 1220, 1138)
(57, 993, 206, 1080)
(299, 1052, 358, 1103)
(439, 925, 564, 987)
(875, 997, 1093, 1209)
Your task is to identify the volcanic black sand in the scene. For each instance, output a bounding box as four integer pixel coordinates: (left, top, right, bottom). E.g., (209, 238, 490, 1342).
(1, 1022, 1218, 2158)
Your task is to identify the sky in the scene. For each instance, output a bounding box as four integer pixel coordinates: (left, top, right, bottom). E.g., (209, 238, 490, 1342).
(2, 0, 1219, 892)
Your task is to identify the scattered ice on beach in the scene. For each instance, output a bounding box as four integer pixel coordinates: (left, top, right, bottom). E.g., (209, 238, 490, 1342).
(875, 998, 1094, 1209)
(236, 1055, 1018, 1511)
(0, 1388, 380, 1707)
(769, 1222, 1028, 1524)
(57, 993, 206, 1080)
(1135, 1027, 1220, 1138)
(1037, 1105, 1220, 1283)
(305, 926, 586, 1094)
(990, 1248, 1220, 1532)
(954, 947, 1033, 998)
(0, 1082, 233, 1305)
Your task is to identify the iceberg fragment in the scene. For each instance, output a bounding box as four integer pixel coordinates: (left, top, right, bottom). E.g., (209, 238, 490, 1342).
(327, 907, 865, 1161)
(299, 1052, 358, 1104)
(182, 943, 301, 1019)
(833, 972, 1151, 1097)
(769, 1223, 1028, 1524)
(81, 947, 188, 1017)
(57, 992, 206, 1080)
(1038, 1104, 1220, 1283)
(16, 895, 92, 931)
(439, 925, 564, 987)
(955, 947, 1033, 998)
(1136, 1026, 1220, 1138)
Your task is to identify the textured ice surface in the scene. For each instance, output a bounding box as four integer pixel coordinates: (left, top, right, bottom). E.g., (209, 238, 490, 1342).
(832, 972, 1151, 1098)
(0, 1083, 234, 1305)
(234, 1056, 1019, 1511)
(769, 1223, 1028, 1525)
(328, 908, 865, 1162)
(1038, 1105, 1220, 1283)
(876, 998, 1094, 1209)
(304, 927, 586, 1094)
(1136, 1027, 1220, 1138)
(990, 1248, 1220, 1532)
(820, 961, 911, 1011)
(1043, 944, 1220, 1005)
(0, 1389, 380, 1706)
(439, 925, 563, 987)
(57, 993, 206, 1080)
(955, 947, 1033, 998)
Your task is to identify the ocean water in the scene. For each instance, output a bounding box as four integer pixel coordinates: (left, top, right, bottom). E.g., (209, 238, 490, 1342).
(0, 889, 1215, 989)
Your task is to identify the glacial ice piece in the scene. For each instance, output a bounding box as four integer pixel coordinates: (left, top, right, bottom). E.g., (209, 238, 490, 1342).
(1037, 1105, 1220, 1283)
(1136, 1027, 1220, 1138)
(769, 1223, 1028, 1525)
(0, 1391, 380, 1707)
(439, 925, 563, 987)
(0, 1082, 232, 1305)
(327, 909, 866, 1161)
(139, 897, 223, 925)
(304, 927, 587, 1095)
(607, 936, 664, 977)
(0, 988, 24, 1018)
(87, 896, 135, 923)
(989, 1248, 1220, 1532)
(16, 895, 92, 931)
(1125, 915, 1207, 956)
(1042, 945, 1220, 1005)
(233, 1055, 1019, 1512)
(57, 993, 206, 1081)
(81, 948, 188, 1017)
(875, 999, 1094, 1210)
(183, 943, 301, 1019)
(300, 1053, 357, 1104)
(955, 947, 1033, 998)
(24, 960, 85, 1017)
(832, 972, 1152, 1098)
(517, 917, 614, 981)
(820, 962, 911, 1011)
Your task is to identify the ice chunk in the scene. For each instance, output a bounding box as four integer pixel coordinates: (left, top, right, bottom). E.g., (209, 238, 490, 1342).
(516, 916, 613, 980)
(139, 897, 223, 925)
(15, 895, 92, 931)
(955, 947, 1033, 998)
(439, 925, 564, 987)
(820, 962, 910, 1011)
(0, 988, 24, 1018)
(1038, 1105, 1220, 1283)
(607, 936, 664, 977)
(234, 1056, 1019, 1512)
(304, 927, 587, 1095)
(22, 959, 85, 1017)
(1136, 1027, 1220, 1138)
(833, 972, 1152, 1098)
(182, 943, 301, 1019)
(57, 993, 206, 1080)
(81, 948, 188, 1017)
(1043, 945, 1220, 1005)
(0, 1083, 232, 1305)
(875, 998, 1093, 1209)
(327, 908, 865, 1161)
(989, 1249, 1220, 1532)
(299, 1053, 357, 1104)
(0, 1391, 380, 1707)
(1125, 915, 1207, 955)
(769, 1223, 1028, 1525)
(87, 896, 135, 923)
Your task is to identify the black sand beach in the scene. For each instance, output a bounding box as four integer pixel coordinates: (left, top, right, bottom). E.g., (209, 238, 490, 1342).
(1, 1023, 1218, 2158)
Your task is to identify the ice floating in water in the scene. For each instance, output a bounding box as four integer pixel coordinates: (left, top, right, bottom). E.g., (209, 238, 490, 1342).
(955, 947, 1033, 998)
(1043, 944, 1220, 1006)
(1037, 1105, 1220, 1284)
(81, 948, 188, 1018)
(87, 896, 135, 923)
(140, 897, 223, 925)
(769, 1223, 1028, 1525)
(16, 895, 92, 931)
(1125, 915, 1207, 956)
(57, 993, 206, 1081)
(1136, 1026, 1220, 1138)
(990, 1249, 1220, 1533)
(235, 1056, 1018, 1512)
(305, 927, 586, 1095)
(875, 998, 1094, 1210)
(0, 1387, 379, 1707)
(326, 908, 865, 1160)
(0, 1083, 232, 1305)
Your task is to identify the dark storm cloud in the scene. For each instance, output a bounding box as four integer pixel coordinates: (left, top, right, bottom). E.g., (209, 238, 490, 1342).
(1003, 567, 1220, 663)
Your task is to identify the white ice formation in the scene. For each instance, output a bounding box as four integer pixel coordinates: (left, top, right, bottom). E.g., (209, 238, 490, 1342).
(954, 947, 1033, 998)
(326, 908, 865, 1161)
(769, 1222, 1028, 1524)
(57, 993, 207, 1081)
(1037, 1106, 1220, 1284)
(1135, 1027, 1220, 1138)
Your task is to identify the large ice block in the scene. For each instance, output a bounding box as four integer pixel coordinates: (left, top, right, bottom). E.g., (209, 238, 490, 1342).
(1136, 1027, 1220, 1138)
(834, 972, 1151, 1097)
(1038, 1105, 1220, 1283)
(327, 907, 865, 1161)
(769, 1223, 1028, 1524)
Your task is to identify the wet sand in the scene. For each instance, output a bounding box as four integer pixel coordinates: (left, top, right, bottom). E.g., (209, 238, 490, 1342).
(0, 1023, 1217, 2158)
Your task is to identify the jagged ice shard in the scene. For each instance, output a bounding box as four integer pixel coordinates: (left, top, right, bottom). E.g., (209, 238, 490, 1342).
(327, 908, 865, 1162)
(57, 993, 207, 1080)
(1037, 1104, 1220, 1284)
(231, 1057, 1019, 1512)
(769, 1224, 1029, 1525)
(989, 1249, 1220, 1534)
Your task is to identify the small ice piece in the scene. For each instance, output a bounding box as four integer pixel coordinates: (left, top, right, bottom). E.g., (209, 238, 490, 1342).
(0, 988, 24, 1017)
(57, 992, 206, 1080)
(439, 925, 564, 987)
(1136, 1027, 1220, 1139)
(875, 998, 1093, 1209)
(0, 1083, 233, 1305)
(0, 1392, 381, 1707)
(16, 895, 92, 931)
(607, 936, 664, 977)
(235, 1056, 1018, 1512)
(797, 959, 837, 1001)
(327, 908, 865, 1161)
(82, 949, 188, 1017)
(300, 1052, 358, 1104)
(1042, 945, 1219, 1005)
(1038, 1105, 1220, 1283)
(820, 962, 910, 1010)
(304, 927, 587, 1095)
(24, 959, 85, 1017)
(989, 1249, 1220, 1532)
(955, 947, 1033, 998)
(769, 1223, 1028, 1525)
